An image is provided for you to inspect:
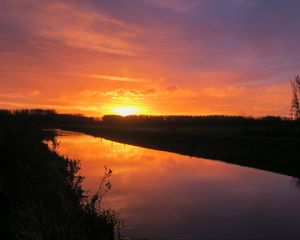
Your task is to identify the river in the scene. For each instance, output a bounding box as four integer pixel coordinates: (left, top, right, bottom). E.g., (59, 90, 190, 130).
(51, 130, 300, 239)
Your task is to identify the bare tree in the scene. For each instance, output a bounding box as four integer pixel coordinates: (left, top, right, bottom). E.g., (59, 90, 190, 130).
(290, 75, 300, 119)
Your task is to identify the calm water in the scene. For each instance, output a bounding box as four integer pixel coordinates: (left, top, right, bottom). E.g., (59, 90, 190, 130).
(53, 130, 300, 239)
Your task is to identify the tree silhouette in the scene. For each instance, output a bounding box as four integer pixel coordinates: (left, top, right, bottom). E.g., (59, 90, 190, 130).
(290, 75, 300, 119)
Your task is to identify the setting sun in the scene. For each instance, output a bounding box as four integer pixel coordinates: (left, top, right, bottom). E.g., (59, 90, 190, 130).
(113, 107, 139, 116)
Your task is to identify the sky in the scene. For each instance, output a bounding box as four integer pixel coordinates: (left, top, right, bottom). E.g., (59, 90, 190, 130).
(1, 0, 300, 117)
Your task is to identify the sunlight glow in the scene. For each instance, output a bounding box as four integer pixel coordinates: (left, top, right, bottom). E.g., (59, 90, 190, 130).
(113, 107, 139, 116)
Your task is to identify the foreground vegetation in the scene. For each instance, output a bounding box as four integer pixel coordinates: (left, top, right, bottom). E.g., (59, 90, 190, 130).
(0, 111, 116, 239)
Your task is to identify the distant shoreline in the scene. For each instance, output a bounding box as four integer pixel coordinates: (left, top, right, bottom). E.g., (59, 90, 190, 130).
(56, 122, 300, 178)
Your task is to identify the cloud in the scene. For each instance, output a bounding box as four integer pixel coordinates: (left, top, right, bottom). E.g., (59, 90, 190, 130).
(75, 85, 191, 104)
(39, 3, 142, 55)
(105, 89, 143, 100)
(79, 90, 99, 98)
(1, 1, 142, 56)
(0, 90, 41, 99)
(88, 75, 143, 82)
(165, 85, 179, 92)
(28, 90, 40, 97)
(203, 86, 247, 98)
(146, 0, 202, 13)
(199, 83, 290, 116)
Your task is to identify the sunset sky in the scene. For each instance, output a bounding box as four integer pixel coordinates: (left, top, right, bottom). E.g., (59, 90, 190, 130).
(1, 0, 300, 116)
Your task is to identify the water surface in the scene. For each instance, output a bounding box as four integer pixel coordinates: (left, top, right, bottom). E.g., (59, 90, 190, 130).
(53, 130, 300, 239)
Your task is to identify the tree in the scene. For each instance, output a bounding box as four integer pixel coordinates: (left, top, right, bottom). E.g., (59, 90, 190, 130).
(290, 75, 300, 119)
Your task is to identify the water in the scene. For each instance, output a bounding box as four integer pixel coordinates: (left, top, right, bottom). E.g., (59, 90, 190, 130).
(52, 130, 300, 239)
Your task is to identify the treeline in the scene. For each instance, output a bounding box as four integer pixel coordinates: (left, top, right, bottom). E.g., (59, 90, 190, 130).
(1, 109, 299, 129)
(102, 114, 296, 127)
(0, 109, 99, 126)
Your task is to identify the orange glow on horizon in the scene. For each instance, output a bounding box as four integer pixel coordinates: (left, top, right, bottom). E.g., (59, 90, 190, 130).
(113, 106, 140, 116)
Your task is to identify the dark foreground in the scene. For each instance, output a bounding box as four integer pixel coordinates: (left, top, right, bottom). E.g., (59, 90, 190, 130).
(0, 113, 116, 239)
(1, 109, 300, 238)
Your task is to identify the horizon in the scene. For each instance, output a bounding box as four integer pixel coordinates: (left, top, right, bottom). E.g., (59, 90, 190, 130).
(1, 0, 300, 117)
(1, 108, 293, 120)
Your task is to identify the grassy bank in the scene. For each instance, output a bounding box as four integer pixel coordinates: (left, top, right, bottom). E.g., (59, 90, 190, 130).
(0, 113, 116, 239)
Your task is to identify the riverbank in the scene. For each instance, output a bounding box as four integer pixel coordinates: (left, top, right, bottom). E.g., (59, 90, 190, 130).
(0, 114, 116, 239)
(58, 123, 300, 178)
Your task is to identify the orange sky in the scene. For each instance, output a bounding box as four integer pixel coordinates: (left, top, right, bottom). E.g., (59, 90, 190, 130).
(0, 0, 299, 117)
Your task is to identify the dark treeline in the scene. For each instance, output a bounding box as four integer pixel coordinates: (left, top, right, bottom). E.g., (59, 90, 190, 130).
(1, 109, 297, 128)
(102, 114, 295, 126)
(0, 110, 117, 239)
(0, 109, 99, 126)
(102, 114, 300, 139)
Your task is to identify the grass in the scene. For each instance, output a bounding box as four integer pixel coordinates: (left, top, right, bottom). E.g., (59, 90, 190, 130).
(0, 114, 117, 239)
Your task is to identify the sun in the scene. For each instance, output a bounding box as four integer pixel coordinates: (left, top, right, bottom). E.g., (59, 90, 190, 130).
(113, 106, 139, 116)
